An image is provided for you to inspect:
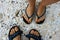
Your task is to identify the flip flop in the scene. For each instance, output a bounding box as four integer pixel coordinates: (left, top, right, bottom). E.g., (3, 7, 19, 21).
(26, 29, 42, 40)
(22, 4, 34, 24)
(8, 26, 23, 40)
(36, 7, 46, 24)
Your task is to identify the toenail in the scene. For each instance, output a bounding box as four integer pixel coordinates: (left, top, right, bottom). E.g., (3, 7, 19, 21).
(15, 27, 18, 31)
(30, 30, 34, 34)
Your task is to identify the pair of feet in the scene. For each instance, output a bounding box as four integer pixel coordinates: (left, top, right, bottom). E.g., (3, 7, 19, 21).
(8, 26, 42, 40)
(22, 1, 46, 24)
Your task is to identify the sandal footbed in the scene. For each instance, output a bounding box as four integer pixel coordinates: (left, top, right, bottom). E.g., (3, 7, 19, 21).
(36, 19, 45, 24)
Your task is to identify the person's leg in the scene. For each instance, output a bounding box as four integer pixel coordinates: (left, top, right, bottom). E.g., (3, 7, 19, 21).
(41, 0, 60, 6)
(22, 0, 36, 24)
(36, 0, 60, 23)
(26, 0, 36, 16)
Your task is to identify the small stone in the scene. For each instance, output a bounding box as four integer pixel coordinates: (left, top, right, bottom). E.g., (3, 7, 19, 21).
(16, 2, 18, 3)
(0, 13, 3, 20)
(1, 26, 3, 27)
(11, 1, 15, 3)
(49, 36, 52, 39)
(0, 23, 1, 28)
(15, 10, 20, 17)
(58, 13, 60, 16)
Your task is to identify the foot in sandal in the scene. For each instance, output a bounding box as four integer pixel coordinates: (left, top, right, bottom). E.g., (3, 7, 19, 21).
(8, 26, 23, 40)
(26, 29, 42, 40)
(35, 3, 46, 24)
(22, 0, 36, 24)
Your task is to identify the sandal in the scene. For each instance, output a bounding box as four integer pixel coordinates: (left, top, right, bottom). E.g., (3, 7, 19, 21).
(36, 7, 46, 24)
(8, 26, 23, 40)
(22, 4, 34, 24)
(26, 29, 42, 40)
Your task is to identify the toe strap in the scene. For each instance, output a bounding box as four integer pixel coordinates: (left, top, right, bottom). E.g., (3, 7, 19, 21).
(26, 34, 42, 40)
(36, 7, 46, 19)
(9, 30, 23, 40)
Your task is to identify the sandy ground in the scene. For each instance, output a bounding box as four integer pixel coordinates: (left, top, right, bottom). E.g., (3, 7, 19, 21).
(0, 0, 60, 40)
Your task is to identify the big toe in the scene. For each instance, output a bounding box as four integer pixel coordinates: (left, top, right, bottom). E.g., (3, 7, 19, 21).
(10, 28, 15, 35)
(15, 27, 19, 32)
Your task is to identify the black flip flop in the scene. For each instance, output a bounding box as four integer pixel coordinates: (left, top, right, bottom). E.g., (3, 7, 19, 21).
(26, 29, 42, 40)
(8, 26, 23, 40)
(23, 4, 34, 24)
(36, 7, 46, 24)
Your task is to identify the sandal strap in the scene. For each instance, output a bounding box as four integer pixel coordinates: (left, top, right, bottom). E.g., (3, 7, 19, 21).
(25, 11, 34, 19)
(26, 34, 42, 40)
(36, 7, 46, 19)
(25, 4, 34, 19)
(9, 30, 23, 40)
(22, 4, 34, 19)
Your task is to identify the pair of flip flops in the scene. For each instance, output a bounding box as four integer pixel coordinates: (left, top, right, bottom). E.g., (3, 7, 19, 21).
(22, 4, 46, 24)
(8, 26, 42, 40)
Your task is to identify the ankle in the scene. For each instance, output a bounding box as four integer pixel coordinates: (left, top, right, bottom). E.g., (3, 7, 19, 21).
(40, 2, 46, 7)
(29, 2, 35, 6)
(28, 0, 36, 6)
(29, 3, 35, 8)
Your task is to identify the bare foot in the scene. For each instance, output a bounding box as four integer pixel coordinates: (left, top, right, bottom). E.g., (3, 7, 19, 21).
(9, 27, 21, 40)
(22, 0, 35, 24)
(35, 4, 46, 24)
(30, 29, 40, 40)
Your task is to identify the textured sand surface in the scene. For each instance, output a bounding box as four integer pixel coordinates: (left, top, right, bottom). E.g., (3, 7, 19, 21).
(0, 0, 60, 40)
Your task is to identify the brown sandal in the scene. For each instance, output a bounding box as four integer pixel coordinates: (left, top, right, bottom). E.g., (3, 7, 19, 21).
(36, 7, 46, 24)
(22, 4, 34, 24)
